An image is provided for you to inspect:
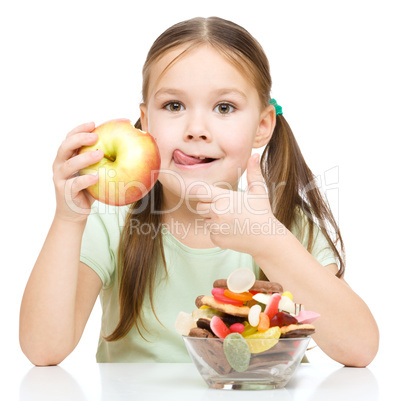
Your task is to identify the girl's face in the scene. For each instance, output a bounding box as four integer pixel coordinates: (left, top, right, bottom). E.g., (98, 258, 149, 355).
(140, 45, 274, 202)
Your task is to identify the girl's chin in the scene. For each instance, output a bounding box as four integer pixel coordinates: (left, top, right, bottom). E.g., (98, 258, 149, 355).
(158, 177, 213, 198)
(158, 175, 239, 200)
(157, 159, 240, 198)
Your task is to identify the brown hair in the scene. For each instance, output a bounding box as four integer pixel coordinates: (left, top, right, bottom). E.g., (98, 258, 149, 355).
(105, 17, 345, 342)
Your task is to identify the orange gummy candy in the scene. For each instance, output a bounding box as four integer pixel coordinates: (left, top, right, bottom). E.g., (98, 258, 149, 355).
(257, 312, 270, 332)
(223, 289, 254, 302)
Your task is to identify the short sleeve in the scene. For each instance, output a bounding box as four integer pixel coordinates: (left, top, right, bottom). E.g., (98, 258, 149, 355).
(291, 208, 337, 267)
(309, 227, 337, 267)
(80, 202, 127, 288)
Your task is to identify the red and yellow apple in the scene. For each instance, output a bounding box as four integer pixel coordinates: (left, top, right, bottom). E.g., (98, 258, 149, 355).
(78, 118, 160, 206)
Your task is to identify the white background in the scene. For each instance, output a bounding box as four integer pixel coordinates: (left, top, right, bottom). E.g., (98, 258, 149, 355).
(1, 0, 401, 397)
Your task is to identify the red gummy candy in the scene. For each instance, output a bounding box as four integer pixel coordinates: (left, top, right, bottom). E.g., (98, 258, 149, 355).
(264, 293, 282, 319)
(210, 316, 231, 338)
(214, 294, 243, 306)
(229, 323, 245, 334)
(270, 312, 298, 327)
(212, 287, 243, 306)
(211, 288, 225, 296)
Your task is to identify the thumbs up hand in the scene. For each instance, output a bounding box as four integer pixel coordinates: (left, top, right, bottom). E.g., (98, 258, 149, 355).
(246, 153, 269, 196)
(192, 153, 285, 257)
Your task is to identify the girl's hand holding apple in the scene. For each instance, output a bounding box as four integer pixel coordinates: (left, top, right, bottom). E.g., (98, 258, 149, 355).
(52, 121, 104, 223)
(77, 119, 161, 207)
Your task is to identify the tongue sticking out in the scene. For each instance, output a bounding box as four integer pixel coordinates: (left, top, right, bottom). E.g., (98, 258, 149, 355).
(173, 150, 215, 166)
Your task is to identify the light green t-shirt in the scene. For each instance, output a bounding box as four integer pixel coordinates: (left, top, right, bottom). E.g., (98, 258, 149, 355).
(80, 202, 336, 363)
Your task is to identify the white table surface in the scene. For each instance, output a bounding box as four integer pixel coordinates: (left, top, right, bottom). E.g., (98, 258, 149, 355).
(6, 361, 393, 401)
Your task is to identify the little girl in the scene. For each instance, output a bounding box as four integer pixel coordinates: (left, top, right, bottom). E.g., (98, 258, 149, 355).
(20, 17, 378, 367)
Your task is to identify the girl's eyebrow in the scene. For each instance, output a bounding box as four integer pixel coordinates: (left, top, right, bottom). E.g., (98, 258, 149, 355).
(154, 88, 184, 99)
(154, 87, 247, 100)
(212, 88, 247, 100)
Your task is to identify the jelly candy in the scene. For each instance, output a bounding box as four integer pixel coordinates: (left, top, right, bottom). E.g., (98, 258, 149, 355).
(223, 289, 253, 302)
(282, 291, 293, 300)
(244, 326, 281, 353)
(211, 288, 225, 296)
(223, 332, 251, 372)
(296, 310, 321, 324)
(174, 311, 196, 335)
(241, 322, 258, 337)
(213, 293, 243, 307)
(227, 268, 256, 293)
(278, 295, 295, 314)
(229, 323, 245, 334)
(252, 292, 272, 305)
(257, 312, 270, 332)
(265, 293, 282, 319)
(210, 316, 231, 338)
(270, 312, 298, 327)
(248, 304, 262, 327)
(212, 287, 244, 306)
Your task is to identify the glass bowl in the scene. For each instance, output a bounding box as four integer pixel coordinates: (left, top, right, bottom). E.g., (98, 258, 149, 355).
(182, 335, 311, 390)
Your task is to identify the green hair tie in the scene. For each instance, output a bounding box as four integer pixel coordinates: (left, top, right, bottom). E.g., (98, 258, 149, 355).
(269, 99, 283, 115)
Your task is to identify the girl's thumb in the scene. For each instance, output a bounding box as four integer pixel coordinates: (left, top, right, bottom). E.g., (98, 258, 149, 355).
(246, 154, 267, 195)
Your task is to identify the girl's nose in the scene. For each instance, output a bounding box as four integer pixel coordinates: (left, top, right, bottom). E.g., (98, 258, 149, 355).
(185, 131, 210, 141)
(184, 111, 212, 142)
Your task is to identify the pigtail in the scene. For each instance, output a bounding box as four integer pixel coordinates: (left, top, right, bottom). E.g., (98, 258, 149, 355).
(260, 114, 345, 278)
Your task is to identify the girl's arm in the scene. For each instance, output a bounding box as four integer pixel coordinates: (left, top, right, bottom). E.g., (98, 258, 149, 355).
(193, 155, 379, 367)
(20, 221, 102, 366)
(20, 122, 104, 366)
(252, 226, 379, 367)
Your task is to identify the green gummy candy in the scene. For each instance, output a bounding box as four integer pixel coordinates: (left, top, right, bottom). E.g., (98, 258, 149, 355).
(223, 333, 251, 373)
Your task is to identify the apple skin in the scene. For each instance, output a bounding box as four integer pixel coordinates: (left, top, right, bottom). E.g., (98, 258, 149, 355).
(78, 119, 161, 206)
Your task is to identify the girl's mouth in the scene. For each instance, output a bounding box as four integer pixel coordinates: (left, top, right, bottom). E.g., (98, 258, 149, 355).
(173, 149, 218, 166)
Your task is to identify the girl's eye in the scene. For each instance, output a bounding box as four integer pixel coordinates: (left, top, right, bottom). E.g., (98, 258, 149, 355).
(215, 103, 235, 115)
(165, 102, 183, 112)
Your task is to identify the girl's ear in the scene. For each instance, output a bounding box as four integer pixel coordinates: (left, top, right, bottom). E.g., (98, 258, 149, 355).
(139, 103, 148, 131)
(253, 104, 276, 148)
